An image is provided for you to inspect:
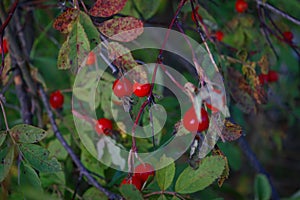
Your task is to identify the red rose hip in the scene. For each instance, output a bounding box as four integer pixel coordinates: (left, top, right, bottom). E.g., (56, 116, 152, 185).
(259, 74, 269, 85)
(134, 163, 155, 183)
(215, 31, 224, 41)
(268, 70, 279, 83)
(95, 118, 113, 135)
(113, 77, 133, 98)
(183, 107, 209, 132)
(283, 31, 293, 43)
(49, 90, 64, 109)
(235, 0, 248, 13)
(120, 177, 142, 190)
(133, 83, 151, 97)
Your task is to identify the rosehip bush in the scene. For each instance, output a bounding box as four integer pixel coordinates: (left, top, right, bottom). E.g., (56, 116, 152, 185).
(0, 0, 299, 200)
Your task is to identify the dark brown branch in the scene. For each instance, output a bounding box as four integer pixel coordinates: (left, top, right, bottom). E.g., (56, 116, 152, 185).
(237, 136, 280, 200)
(38, 85, 121, 200)
(13, 68, 33, 124)
(256, 0, 300, 26)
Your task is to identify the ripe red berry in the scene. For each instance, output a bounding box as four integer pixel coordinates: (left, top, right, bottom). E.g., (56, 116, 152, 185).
(113, 78, 133, 98)
(183, 107, 209, 132)
(133, 83, 151, 97)
(268, 70, 279, 83)
(0, 39, 8, 54)
(95, 118, 113, 135)
(215, 31, 224, 41)
(120, 177, 142, 191)
(283, 31, 293, 43)
(235, 0, 248, 13)
(86, 52, 96, 65)
(49, 90, 64, 109)
(134, 163, 155, 183)
(259, 74, 269, 85)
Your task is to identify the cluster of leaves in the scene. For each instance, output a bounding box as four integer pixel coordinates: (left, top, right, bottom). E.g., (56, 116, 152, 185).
(0, 0, 300, 199)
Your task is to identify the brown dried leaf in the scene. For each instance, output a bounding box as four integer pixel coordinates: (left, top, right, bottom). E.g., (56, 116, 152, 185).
(107, 42, 147, 82)
(222, 119, 242, 142)
(98, 17, 143, 42)
(89, 0, 127, 17)
(227, 67, 257, 114)
(53, 8, 80, 34)
(257, 55, 269, 74)
(252, 76, 268, 104)
(1, 54, 11, 85)
(212, 148, 229, 187)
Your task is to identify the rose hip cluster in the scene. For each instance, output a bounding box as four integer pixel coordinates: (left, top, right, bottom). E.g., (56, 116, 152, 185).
(120, 163, 155, 190)
(259, 70, 279, 85)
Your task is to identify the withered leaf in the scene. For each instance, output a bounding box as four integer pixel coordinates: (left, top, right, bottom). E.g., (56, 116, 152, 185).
(257, 55, 269, 74)
(212, 147, 229, 187)
(227, 67, 257, 114)
(53, 8, 80, 34)
(98, 17, 143, 42)
(89, 0, 127, 17)
(222, 119, 242, 142)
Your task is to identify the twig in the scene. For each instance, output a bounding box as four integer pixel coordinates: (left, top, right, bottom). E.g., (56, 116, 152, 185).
(237, 136, 280, 200)
(38, 85, 121, 200)
(255, 0, 300, 26)
(13, 68, 33, 124)
(0, 96, 9, 131)
(256, 5, 279, 59)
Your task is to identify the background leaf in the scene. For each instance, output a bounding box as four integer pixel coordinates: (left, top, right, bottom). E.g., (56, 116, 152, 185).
(175, 156, 225, 194)
(11, 124, 47, 144)
(119, 184, 143, 200)
(254, 174, 272, 200)
(19, 143, 61, 173)
(82, 187, 108, 200)
(0, 145, 14, 182)
(19, 161, 42, 192)
(156, 156, 175, 190)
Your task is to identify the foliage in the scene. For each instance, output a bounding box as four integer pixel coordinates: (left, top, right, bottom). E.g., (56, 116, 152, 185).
(0, 0, 299, 199)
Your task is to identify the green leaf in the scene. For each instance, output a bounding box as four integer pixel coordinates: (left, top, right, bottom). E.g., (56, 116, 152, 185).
(19, 143, 61, 173)
(68, 21, 90, 73)
(156, 156, 175, 190)
(10, 124, 47, 144)
(19, 161, 42, 192)
(175, 156, 225, 194)
(48, 138, 68, 160)
(119, 184, 143, 200)
(79, 11, 100, 50)
(0, 131, 7, 147)
(40, 171, 65, 188)
(158, 195, 168, 200)
(134, 0, 162, 20)
(82, 187, 108, 200)
(254, 174, 271, 200)
(57, 36, 71, 70)
(81, 147, 107, 179)
(0, 145, 14, 182)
